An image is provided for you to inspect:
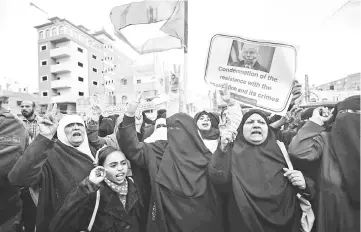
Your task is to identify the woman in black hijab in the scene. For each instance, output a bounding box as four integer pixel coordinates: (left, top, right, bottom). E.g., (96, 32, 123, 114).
(209, 109, 311, 232)
(117, 93, 224, 231)
(155, 113, 224, 232)
(289, 95, 360, 232)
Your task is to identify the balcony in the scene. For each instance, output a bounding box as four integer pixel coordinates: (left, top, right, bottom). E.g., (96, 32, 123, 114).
(50, 63, 71, 74)
(50, 46, 71, 59)
(51, 79, 72, 89)
(52, 95, 76, 103)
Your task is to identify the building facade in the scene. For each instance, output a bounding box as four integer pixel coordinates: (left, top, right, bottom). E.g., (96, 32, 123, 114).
(316, 73, 360, 91)
(0, 77, 40, 116)
(35, 17, 133, 114)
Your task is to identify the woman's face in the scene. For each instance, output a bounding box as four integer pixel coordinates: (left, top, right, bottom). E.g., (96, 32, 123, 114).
(197, 114, 211, 131)
(64, 123, 86, 147)
(242, 113, 268, 145)
(103, 151, 128, 184)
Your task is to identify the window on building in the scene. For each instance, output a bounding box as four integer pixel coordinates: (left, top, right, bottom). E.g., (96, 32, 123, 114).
(93, 68, 97, 73)
(88, 40, 93, 46)
(111, 68, 113, 72)
(137, 80, 141, 84)
(39, 31, 44, 39)
(41, 60, 47, 66)
(57, 77, 60, 80)
(57, 92, 61, 95)
(72, 30, 78, 39)
(78, 62, 83, 67)
(42, 76, 48, 81)
(92, 81, 98, 86)
(17, 101, 22, 106)
(330, 85, 334, 90)
(45, 29, 50, 37)
(111, 80, 114, 83)
(79, 35, 85, 43)
(51, 27, 57, 36)
(78, 92, 84, 96)
(41, 45, 47, 51)
(42, 91, 48, 97)
(121, 79, 127, 85)
(78, 77, 84, 82)
(92, 54, 97, 59)
(77, 47, 83, 53)
(59, 26, 64, 34)
(121, 96, 128, 103)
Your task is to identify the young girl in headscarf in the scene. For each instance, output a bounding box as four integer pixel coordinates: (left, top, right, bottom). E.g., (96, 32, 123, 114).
(289, 95, 360, 232)
(209, 109, 313, 232)
(8, 113, 97, 232)
(194, 111, 220, 153)
(49, 146, 145, 232)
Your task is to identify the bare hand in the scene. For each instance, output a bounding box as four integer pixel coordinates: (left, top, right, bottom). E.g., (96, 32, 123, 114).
(125, 92, 143, 117)
(89, 166, 106, 185)
(135, 110, 143, 133)
(283, 168, 306, 190)
(38, 103, 59, 139)
(88, 105, 102, 123)
(219, 84, 231, 103)
(220, 127, 237, 151)
(310, 107, 334, 125)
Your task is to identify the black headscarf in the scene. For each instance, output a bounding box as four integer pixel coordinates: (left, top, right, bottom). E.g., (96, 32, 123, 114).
(231, 109, 299, 231)
(194, 111, 220, 140)
(99, 114, 119, 137)
(155, 113, 212, 197)
(329, 95, 360, 207)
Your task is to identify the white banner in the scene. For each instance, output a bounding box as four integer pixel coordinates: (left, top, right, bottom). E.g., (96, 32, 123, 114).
(205, 34, 296, 115)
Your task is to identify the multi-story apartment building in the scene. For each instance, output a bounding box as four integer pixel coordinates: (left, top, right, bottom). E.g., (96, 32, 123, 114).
(35, 17, 133, 114)
(316, 73, 360, 91)
(0, 77, 40, 116)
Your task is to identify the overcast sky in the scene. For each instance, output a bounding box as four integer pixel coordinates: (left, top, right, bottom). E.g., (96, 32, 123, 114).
(0, 0, 359, 93)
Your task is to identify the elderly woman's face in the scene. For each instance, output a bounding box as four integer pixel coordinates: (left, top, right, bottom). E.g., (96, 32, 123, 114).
(64, 123, 85, 147)
(242, 113, 268, 145)
(197, 114, 211, 131)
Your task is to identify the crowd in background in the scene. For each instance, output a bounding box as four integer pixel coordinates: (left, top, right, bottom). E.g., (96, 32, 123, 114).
(0, 82, 359, 232)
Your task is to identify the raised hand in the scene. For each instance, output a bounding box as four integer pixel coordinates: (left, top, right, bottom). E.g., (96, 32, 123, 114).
(38, 103, 59, 140)
(88, 105, 102, 123)
(283, 168, 306, 190)
(219, 83, 231, 104)
(220, 128, 237, 151)
(89, 166, 106, 185)
(310, 107, 334, 126)
(125, 91, 143, 117)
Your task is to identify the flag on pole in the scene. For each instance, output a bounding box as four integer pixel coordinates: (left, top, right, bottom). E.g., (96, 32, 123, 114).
(110, 0, 187, 55)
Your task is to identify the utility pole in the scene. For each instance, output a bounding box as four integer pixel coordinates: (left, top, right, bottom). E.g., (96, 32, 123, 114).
(305, 74, 310, 103)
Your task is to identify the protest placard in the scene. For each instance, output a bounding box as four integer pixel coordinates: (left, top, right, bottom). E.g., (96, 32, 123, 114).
(205, 34, 296, 115)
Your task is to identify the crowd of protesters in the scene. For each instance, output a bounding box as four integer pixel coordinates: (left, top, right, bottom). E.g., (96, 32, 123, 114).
(0, 81, 359, 232)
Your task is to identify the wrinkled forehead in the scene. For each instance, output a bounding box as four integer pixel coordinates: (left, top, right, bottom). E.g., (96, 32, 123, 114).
(242, 44, 260, 52)
(245, 113, 266, 122)
(60, 115, 85, 128)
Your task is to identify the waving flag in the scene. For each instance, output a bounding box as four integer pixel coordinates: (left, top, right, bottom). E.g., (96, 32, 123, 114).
(110, 0, 187, 54)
